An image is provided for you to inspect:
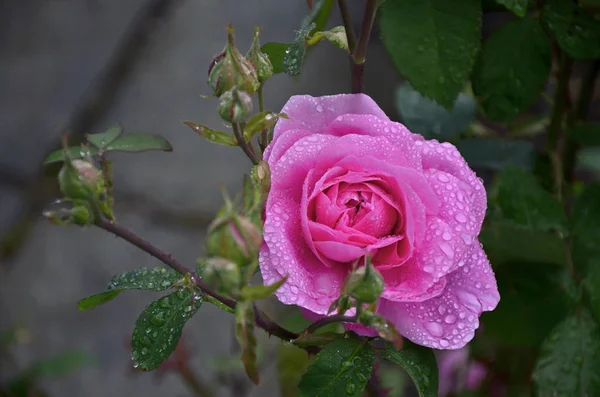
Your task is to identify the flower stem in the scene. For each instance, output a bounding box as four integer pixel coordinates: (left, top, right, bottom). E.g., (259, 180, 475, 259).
(232, 123, 260, 164)
(337, 0, 357, 53)
(94, 218, 298, 341)
(302, 314, 356, 335)
(258, 85, 268, 151)
(546, 53, 572, 200)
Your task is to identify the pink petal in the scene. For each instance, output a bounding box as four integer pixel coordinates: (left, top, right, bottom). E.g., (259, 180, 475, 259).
(378, 243, 500, 350)
(259, 189, 346, 314)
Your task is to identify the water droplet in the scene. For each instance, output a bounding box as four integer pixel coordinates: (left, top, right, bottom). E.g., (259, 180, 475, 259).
(316, 104, 324, 112)
(457, 290, 482, 313)
(346, 383, 356, 394)
(141, 347, 148, 355)
(455, 213, 467, 223)
(444, 315, 457, 324)
(150, 314, 166, 326)
(442, 232, 452, 241)
(437, 173, 449, 183)
(439, 339, 450, 347)
(424, 322, 444, 337)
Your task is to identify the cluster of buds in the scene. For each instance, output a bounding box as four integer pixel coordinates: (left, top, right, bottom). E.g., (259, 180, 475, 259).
(208, 26, 273, 124)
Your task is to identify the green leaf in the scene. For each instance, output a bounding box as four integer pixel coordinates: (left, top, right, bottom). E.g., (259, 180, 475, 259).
(571, 122, 600, 147)
(584, 260, 600, 324)
(541, 0, 600, 60)
(380, 0, 481, 108)
(86, 124, 123, 149)
(306, 26, 349, 52)
(243, 111, 283, 142)
(183, 121, 238, 146)
(78, 266, 182, 310)
(457, 139, 535, 171)
(31, 350, 95, 379)
(493, 0, 529, 16)
(492, 166, 568, 233)
(395, 82, 476, 140)
(283, 22, 315, 76)
(106, 132, 172, 152)
(235, 301, 259, 384)
(131, 288, 201, 371)
(382, 341, 439, 397)
(481, 261, 573, 347)
(298, 338, 374, 397)
(480, 222, 567, 267)
(261, 42, 290, 74)
(571, 183, 600, 274)
(532, 311, 600, 396)
(278, 342, 311, 397)
(472, 16, 551, 121)
(302, 0, 334, 33)
(43, 146, 99, 164)
(578, 148, 600, 175)
(240, 277, 287, 301)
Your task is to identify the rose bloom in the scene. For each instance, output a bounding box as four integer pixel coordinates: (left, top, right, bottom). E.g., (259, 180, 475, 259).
(259, 94, 499, 349)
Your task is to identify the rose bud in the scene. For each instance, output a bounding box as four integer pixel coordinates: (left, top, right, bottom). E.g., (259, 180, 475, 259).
(58, 159, 104, 201)
(200, 257, 241, 294)
(206, 212, 262, 266)
(343, 259, 385, 303)
(245, 27, 273, 83)
(208, 25, 259, 97)
(218, 88, 253, 123)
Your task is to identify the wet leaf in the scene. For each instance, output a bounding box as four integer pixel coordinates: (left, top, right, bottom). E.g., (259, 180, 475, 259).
(43, 146, 98, 164)
(240, 277, 287, 301)
(306, 26, 349, 52)
(382, 341, 439, 397)
(472, 16, 551, 121)
(183, 121, 238, 146)
(106, 132, 172, 152)
(298, 338, 374, 397)
(86, 124, 123, 149)
(532, 311, 600, 396)
(243, 111, 283, 142)
(77, 267, 182, 310)
(131, 288, 201, 371)
(380, 0, 481, 108)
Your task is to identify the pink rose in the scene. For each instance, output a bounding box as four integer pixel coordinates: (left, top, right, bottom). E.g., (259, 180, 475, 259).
(259, 94, 499, 349)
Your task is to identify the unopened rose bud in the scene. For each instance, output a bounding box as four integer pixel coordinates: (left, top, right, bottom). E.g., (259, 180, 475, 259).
(201, 257, 241, 294)
(343, 260, 384, 303)
(43, 204, 92, 226)
(58, 159, 104, 200)
(245, 27, 273, 83)
(218, 89, 253, 123)
(208, 26, 260, 97)
(251, 161, 270, 197)
(206, 213, 262, 265)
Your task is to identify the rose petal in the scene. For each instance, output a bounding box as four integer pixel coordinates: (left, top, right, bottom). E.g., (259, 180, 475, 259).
(378, 243, 500, 349)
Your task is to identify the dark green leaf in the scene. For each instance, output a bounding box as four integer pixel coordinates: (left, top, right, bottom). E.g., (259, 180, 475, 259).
(532, 311, 600, 396)
(380, 0, 481, 108)
(278, 342, 310, 397)
(235, 301, 259, 384)
(395, 82, 476, 140)
(43, 146, 99, 164)
(31, 350, 95, 379)
(298, 338, 374, 397)
(302, 0, 334, 33)
(571, 122, 600, 147)
(472, 16, 551, 121)
(106, 132, 172, 152)
(132, 288, 201, 371)
(86, 124, 123, 149)
(240, 277, 287, 301)
(571, 183, 600, 274)
(492, 166, 567, 233)
(578, 148, 600, 175)
(542, 0, 600, 59)
(457, 139, 535, 171)
(183, 121, 238, 146)
(243, 111, 282, 142)
(382, 341, 438, 397)
(480, 222, 567, 266)
(481, 261, 573, 347)
(494, 0, 529, 16)
(262, 42, 290, 74)
(584, 260, 600, 324)
(78, 267, 182, 310)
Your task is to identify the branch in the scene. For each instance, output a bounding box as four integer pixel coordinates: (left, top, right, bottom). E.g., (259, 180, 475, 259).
(94, 218, 299, 341)
(302, 314, 356, 335)
(233, 123, 260, 165)
(337, 0, 357, 53)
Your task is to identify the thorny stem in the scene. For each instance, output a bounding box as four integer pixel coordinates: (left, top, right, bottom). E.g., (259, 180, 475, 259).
(354, 0, 378, 64)
(546, 53, 572, 200)
(302, 314, 356, 335)
(232, 123, 260, 165)
(95, 218, 299, 341)
(258, 85, 268, 152)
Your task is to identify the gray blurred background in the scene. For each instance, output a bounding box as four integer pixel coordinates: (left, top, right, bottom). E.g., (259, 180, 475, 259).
(0, 1, 401, 396)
